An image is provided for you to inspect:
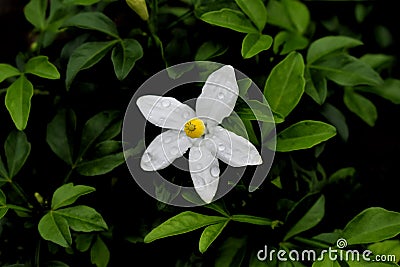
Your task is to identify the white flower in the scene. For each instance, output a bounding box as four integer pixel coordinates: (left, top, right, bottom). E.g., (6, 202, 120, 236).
(136, 65, 262, 203)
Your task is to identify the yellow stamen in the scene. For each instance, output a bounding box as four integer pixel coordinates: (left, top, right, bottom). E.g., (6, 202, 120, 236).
(184, 118, 205, 138)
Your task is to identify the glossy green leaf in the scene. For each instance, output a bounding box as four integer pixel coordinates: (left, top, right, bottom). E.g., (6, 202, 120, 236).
(24, 0, 48, 30)
(46, 109, 76, 165)
(55, 205, 108, 232)
(78, 110, 120, 158)
(195, 41, 228, 61)
(0, 155, 8, 179)
(76, 152, 125, 176)
(94, 140, 121, 157)
(342, 207, 400, 245)
(273, 31, 309, 55)
(312, 255, 340, 267)
(62, 12, 119, 38)
(91, 236, 110, 267)
(0, 189, 9, 219)
(51, 183, 95, 210)
(307, 36, 363, 64)
(236, 100, 280, 123)
(328, 167, 355, 183)
(144, 211, 226, 243)
(0, 64, 20, 83)
(320, 103, 349, 141)
(282, 0, 310, 34)
(359, 79, 400, 104)
(111, 39, 143, 80)
(344, 89, 377, 126)
(268, 120, 336, 152)
(66, 40, 118, 89)
(231, 215, 273, 225)
(241, 33, 273, 59)
(360, 54, 394, 71)
(5, 76, 34, 130)
(313, 54, 383, 87)
(4, 131, 31, 178)
(38, 212, 72, 247)
(264, 51, 305, 118)
(305, 68, 327, 105)
(200, 8, 258, 33)
(24, 56, 60, 79)
(199, 220, 229, 253)
(235, 0, 267, 31)
(266, 0, 294, 31)
(284, 194, 325, 241)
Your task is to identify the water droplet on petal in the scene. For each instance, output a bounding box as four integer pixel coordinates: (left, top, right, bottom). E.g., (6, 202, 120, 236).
(183, 111, 190, 119)
(159, 118, 165, 124)
(210, 166, 219, 177)
(196, 164, 203, 170)
(217, 92, 224, 99)
(170, 147, 179, 156)
(218, 144, 225, 151)
(162, 99, 170, 108)
(143, 153, 151, 162)
(191, 149, 201, 160)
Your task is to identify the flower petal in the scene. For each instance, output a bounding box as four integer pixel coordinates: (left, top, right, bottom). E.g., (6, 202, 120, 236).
(210, 126, 262, 167)
(137, 95, 196, 130)
(189, 145, 220, 203)
(141, 130, 192, 171)
(196, 65, 239, 124)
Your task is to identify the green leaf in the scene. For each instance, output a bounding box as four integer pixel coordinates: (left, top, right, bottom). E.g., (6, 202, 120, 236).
(360, 54, 394, 71)
(0, 189, 9, 219)
(24, 56, 60, 79)
(307, 36, 363, 64)
(284, 194, 325, 241)
(76, 152, 125, 176)
(144, 211, 226, 243)
(359, 79, 400, 104)
(231, 215, 273, 225)
(64, 0, 101, 5)
(236, 100, 280, 123)
(342, 207, 400, 245)
(241, 33, 273, 59)
(75, 233, 94, 252)
(195, 41, 228, 61)
(55, 205, 108, 232)
(4, 131, 31, 178)
(282, 0, 310, 34)
(312, 255, 340, 267)
(94, 140, 122, 157)
(5, 76, 34, 130)
(46, 109, 76, 165)
(51, 183, 95, 210)
(111, 39, 143, 80)
(313, 54, 384, 87)
(266, 0, 294, 31)
(268, 120, 336, 152)
(264, 51, 305, 118)
(38, 212, 72, 247)
(91, 236, 110, 267)
(24, 0, 48, 30)
(66, 40, 118, 89)
(78, 110, 120, 158)
(346, 260, 398, 267)
(368, 240, 400, 264)
(344, 89, 377, 126)
(199, 220, 229, 253)
(0, 64, 21, 83)
(273, 31, 309, 55)
(304, 68, 327, 105)
(0, 155, 8, 179)
(235, 0, 267, 31)
(215, 237, 247, 267)
(320, 103, 349, 141)
(62, 12, 119, 38)
(200, 8, 258, 33)
(328, 167, 355, 183)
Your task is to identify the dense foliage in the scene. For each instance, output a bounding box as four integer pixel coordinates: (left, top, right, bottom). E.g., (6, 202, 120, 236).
(1, 0, 400, 266)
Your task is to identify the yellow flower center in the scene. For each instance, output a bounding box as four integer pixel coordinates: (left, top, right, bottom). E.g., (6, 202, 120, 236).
(184, 118, 205, 138)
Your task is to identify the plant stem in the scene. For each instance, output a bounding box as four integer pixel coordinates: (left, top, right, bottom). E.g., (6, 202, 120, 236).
(9, 179, 31, 205)
(6, 204, 31, 213)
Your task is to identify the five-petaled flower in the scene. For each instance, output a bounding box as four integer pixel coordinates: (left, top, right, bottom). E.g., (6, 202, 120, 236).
(136, 65, 262, 203)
